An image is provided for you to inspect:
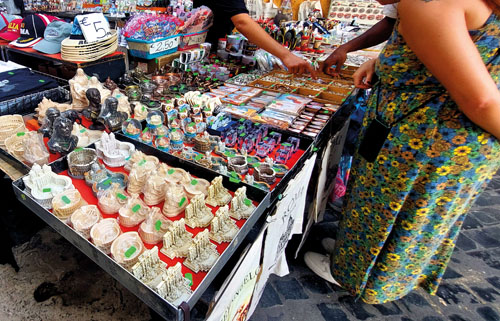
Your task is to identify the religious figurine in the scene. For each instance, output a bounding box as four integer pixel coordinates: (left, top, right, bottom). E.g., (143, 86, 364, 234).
(205, 176, 232, 207)
(118, 193, 149, 227)
(69, 68, 90, 110)
(184, 194, 213, 228)
(132, 246, 166, 288)
(88, 76, 111, 103)
(162, 181, 189, 217)
(22, 132, 50, 166)
(155, 262, 193, 306)
(210, 205, 239, 244)
(38, 108, 61, 137)
(98, 97, 128, 132)
(82, 88, 105, 130)
(160, 219, 193, 259)
(111, 88, 131, 117)
(183, 230, 220, 273)
(47, 116, 79, 155)
(229, 187, 256, 220)
(138, 208, 171, 244)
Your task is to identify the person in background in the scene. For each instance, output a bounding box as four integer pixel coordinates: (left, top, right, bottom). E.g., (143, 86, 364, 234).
(320, 3, 398, 75)
(193, 0, 316, 75)
(305, 0, 500, 304)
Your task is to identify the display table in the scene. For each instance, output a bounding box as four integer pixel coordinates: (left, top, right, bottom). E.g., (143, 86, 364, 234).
(6, 47, 126, 81)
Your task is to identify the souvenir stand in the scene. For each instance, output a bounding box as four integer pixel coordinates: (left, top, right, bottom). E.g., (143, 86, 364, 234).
(0, 0, 381, 319)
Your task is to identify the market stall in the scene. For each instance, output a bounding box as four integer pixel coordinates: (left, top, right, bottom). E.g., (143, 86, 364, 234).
(0, 1, 384, 319)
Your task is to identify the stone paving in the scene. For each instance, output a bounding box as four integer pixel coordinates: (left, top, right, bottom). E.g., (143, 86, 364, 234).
(0, 173, 499, 321)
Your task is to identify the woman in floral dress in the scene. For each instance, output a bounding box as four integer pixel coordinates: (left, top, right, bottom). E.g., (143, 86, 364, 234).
(305, 0, 500, 304)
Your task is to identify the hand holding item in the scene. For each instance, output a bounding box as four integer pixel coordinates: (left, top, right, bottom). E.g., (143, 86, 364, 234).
(281, 52, 317, 78)
(320, 46, 348, 76)
(353, 58, 377, 89)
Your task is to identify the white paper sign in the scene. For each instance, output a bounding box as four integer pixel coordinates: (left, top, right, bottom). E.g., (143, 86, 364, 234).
(184, 33, 206, 47)
(206, 229, 264, 321)
(76, 13, 111, 43)
(248, 154, 317, 316)
(149, 36, 180, 55)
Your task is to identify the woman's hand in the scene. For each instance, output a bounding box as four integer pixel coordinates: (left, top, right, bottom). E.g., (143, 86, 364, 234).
(353, 58, 377, 89)
(320, 46, 349, 75)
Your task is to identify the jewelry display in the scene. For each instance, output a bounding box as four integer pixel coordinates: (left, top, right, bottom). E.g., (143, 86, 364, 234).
(206, 176, 232, 207)
(111, 231, 145, 270)
(67, 148, 98, 179)
(97, 183, 129, 215)
(209, 205, 238, 244)
(70, 205, 102, 239)
(132, 246, 166, 288)
(95, 132, 135, 168)
(138, 207, 172, 244)
(23, 164, 74, 209)
(156, 262, 193, 307)
(162, 181, 189, 217)
(229, 187, 256, 220)
(118, 193, 150, 227)
(143, 174, 167, 206)
(184, 230, 220, 273)
(90, 218, 121, 255)
(184, 194, 213, 228)
(160, 218, 193, 259)
(52, 189, 86, 224)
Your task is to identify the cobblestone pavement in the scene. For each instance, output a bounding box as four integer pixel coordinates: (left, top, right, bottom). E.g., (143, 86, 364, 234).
(0, 173, 499, 321)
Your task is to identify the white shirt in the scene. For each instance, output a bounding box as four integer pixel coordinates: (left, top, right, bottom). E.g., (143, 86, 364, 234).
(383, 4, 398, 19)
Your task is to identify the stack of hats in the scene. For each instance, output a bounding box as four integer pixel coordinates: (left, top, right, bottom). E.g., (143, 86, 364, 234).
(9, 14, 60, 48)
(61, 17, 117, 62)
(0, 13, 22, 42)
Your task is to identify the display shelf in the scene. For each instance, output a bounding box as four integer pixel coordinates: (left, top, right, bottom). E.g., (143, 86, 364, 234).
(12, 137, 270, 321)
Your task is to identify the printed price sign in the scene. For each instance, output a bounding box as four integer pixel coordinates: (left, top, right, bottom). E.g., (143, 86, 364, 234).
(185, 33, 206, 47)
(76, 13, 111, 43)
(149, 36, 180, 55)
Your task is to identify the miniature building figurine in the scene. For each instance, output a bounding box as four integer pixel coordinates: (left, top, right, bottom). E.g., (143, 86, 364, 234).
(131, 246, 166, 288)
(184, 194, 214, 228)
(155, 262, 193, 306)
(210, 205, 239, 244)
(229, 187, 256, 220)
(160, 219, 193, 259)
(205, 176, 232, 207)
(183, 230, 220, 273)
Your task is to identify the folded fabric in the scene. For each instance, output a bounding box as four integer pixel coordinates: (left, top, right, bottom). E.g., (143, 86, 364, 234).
(0, 68, 58, 102)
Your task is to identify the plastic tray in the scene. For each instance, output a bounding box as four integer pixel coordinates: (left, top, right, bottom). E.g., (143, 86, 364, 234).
(127, 34, 181, 60)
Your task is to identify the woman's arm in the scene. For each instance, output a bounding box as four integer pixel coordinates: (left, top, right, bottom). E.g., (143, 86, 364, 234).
(398, 0, 500, 140)
(231, 13, 316, 76)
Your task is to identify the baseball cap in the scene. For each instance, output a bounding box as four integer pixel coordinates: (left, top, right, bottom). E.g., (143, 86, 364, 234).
(0, 18, 22, 41)
(10, 14, 59, 48)
(33, 21, 72, 54)
(0, 13, 21, 32)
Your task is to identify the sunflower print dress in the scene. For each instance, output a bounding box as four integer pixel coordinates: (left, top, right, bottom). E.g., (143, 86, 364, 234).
(330, 12, 500, 304)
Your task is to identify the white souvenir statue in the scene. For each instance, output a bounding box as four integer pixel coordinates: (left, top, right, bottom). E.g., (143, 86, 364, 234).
(111, 88, 131, 117)
(35, 97, 72, 123)
(209, 205, 238, 244)
(69, 68, 90, 110)
(229, 186, 256, 220)
(143, 174, 167, 206)
(138, 207, 171, 244)
(205, 176, 232, 207)
(160, 218, 193, 259)
(72, 123, 102, 148)
(131, 246, 166, 287)
(88, 76, 111, 103)
(162, 181, 189, 217)
(155, 262, 193, 306)
(95, 132, 135, 167)
(184, 194, 213, 228)
(183, 230, 219, 273)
